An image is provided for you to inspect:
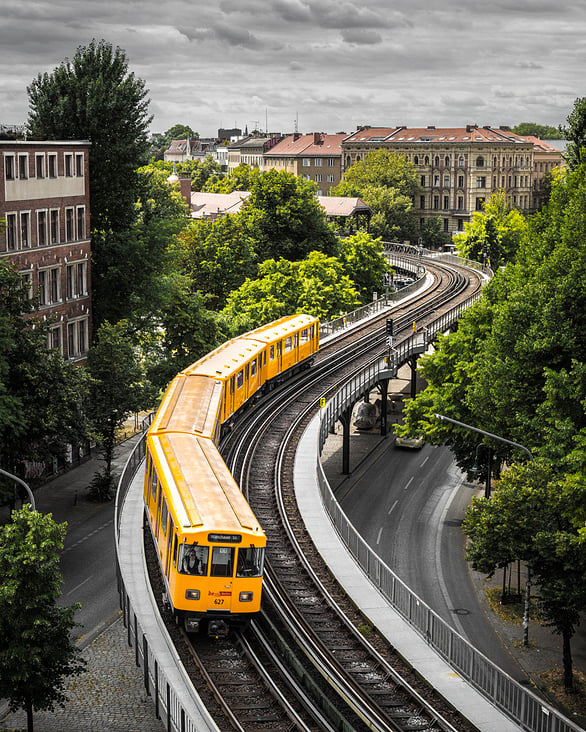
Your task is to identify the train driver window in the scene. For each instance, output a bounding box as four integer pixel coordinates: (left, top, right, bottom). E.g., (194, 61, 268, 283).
(179, 544, 208, 575)
(237, 369, 244, 388)
(236, 547, 265, 577)
(210, 546, 234, 577)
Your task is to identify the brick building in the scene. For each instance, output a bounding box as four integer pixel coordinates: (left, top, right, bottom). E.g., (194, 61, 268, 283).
(0, 139, 92, 361)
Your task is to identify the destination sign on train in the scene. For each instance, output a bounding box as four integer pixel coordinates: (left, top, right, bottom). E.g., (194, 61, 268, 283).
(208, 533, 242, 543)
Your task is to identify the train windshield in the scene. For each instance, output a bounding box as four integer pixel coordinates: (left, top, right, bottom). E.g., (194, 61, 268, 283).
(179, 544, 209, 575)
(236, 547, 265, 578)
(210, 546, 234, 577)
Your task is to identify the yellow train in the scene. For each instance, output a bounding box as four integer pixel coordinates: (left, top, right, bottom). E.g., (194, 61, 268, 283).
(144, 314, 320, 636)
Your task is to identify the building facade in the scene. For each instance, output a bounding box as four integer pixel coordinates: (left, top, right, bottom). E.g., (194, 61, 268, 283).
(0, 139, 92, 362)
(226, 135, 282, 174)
(263, 132, 345, 195)
(341, 125, 561, 236)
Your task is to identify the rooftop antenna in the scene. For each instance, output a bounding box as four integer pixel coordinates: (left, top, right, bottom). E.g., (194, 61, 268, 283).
(294, 112, 299, 134)
(265, 107, 268, 134)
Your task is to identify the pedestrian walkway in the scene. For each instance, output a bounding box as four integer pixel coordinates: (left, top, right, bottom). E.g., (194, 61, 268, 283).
(0, 422, 165, 732)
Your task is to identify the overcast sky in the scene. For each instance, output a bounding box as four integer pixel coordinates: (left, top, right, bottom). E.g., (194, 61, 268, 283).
(1, 0, 585, 138)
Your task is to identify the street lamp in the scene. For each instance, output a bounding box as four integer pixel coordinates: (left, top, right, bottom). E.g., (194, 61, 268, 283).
(0, 467, 36, 512)
(434, 413, 534, 645)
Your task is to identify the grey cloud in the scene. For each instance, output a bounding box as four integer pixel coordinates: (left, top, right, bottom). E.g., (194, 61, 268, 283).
(272, 0, 312, 23)
(341, 28, 383, 45)
(213, 24, 263, 49)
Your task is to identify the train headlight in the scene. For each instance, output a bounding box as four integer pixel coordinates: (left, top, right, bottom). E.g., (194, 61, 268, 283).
(239, 591, 254, 602)
(185, 589, 200, 600)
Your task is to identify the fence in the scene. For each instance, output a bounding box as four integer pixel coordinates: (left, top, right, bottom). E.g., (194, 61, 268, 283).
(315, 322, 582, 732)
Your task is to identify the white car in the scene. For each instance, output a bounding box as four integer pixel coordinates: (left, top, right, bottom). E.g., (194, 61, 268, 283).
(395, 434, 424, 449)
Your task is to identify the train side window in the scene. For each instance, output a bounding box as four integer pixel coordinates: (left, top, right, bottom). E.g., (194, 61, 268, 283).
(230, 375, 235, 394)
(237, 370, 244, 388)
(210, 546, 234, 577)
(250, 358, 257, 376)
(173, 535, 178, 567)
(310, 325, 315, 339)
(300, 328, 309, 343)
(263, 350, 267, 366)
(284, 336, 292, 352)
(236, 547, 265, 577)
(150, 463, 158, 503)
(245, 363, 249, 381)
(161, 499, 168, 536)
(269, 345, 275, 361)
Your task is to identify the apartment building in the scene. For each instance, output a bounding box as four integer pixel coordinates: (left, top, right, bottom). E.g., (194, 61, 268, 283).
(342, 125, 560, 235)
(226, 134, 282, 173)
(0, 139, 92, 362)
(263, 132, 345, 195)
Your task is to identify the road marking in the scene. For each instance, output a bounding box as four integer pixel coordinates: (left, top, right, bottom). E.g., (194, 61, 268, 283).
(404, 476, 414, 491)
(62, 519, 113, 554)
(387, 500, 398, 515)
(420, 456, 429, 467)
(376, 527, 383, 545)
(66, 575, 92, 596)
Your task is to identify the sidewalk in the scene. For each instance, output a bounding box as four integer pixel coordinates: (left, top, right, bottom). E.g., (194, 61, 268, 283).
(0, 423, 165, 732)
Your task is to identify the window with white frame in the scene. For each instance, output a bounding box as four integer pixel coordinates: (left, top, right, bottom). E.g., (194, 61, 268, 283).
(315, 174, 322, 182)
(48, 326, 62, 353)
(327, 158, 335, 167)
(36, 154, 45, 179)
(302, 158, 311, 167)
(50, 210, 59, 244)
(18, 154, 28, 179)
(6, 213, 17, 250)
(75, 153, 84, 177)
(77, 261, 87, 295)
(5, 154, 15, 180)
(20, 271, 33, 299)
(327, 174, 335, 183)
(314, 158, 322, 167)
(77, 319, 87, 356)
(48, 154, 57, 178)
(20, 211, 30, 247)
(76, 206, 85, 239)
(38, 269, 47, 305)
(66, 260, 87, 299)
(37, 210, 47, 246)
(64, 154, 73, 177)
(50, 267, 60, 303)
(65, 207, 74, 241)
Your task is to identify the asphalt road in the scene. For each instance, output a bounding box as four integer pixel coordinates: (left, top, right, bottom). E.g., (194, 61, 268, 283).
(337, 439, 526, 681)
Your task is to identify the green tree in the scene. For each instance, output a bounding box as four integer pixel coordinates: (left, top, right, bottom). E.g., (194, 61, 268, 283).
(511, 123, 565, 140)
(333, 149, 420, 242)
(336, 232, 390, 302)
(178, 156, 221, 191)
(203, 163, 260, 193)
(220, 254, 360, 334)
(239, 169, 338, 262)
(87, 320, 152, 499)
(178, 215, 257, 309)
(27, 39, 153, 326)
(420, 216, 451, 250)
(562, 96, 586, 169)
(0, 507, 85, 732)
(453, 190, 528, 268)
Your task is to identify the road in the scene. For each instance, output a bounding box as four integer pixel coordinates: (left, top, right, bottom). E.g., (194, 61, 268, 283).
(337, 439, 527, 681)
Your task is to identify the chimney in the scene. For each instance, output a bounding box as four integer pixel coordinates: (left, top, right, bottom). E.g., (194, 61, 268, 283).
(179, 178, 191, 205)
(313, 132, 323, 145)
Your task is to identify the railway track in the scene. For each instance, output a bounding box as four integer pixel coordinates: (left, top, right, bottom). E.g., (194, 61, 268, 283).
(145, 255, 484, 730)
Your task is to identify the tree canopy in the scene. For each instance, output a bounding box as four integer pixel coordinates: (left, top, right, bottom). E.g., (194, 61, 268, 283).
(0, 507, 85, 731)
(511, 122, 565, 140)
(562, 96, 586, 169)
(332, 149, 420, 241)
(151, 124, 198, 161)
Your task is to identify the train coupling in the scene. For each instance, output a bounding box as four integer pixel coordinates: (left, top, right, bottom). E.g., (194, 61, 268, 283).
(184, 617, 200, 634)
(207, 619, 229, 639)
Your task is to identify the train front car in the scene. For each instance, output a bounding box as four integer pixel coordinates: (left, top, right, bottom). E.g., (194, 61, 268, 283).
(145, 429, 266, 637)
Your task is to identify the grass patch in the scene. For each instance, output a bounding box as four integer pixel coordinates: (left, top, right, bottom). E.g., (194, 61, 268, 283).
(484, 586, 544, 625)
(539, 667, 586, 721)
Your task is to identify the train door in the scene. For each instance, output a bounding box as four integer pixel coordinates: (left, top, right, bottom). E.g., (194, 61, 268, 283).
(276, 340, 282, 373)
(245, 363, 250, 399)
(165, 517, 175, 578)
(228, 375, 235, 418)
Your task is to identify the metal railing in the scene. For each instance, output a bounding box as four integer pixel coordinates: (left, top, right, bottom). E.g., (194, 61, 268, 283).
(315, 311, 582, 732)
(114, 414, 219, 732)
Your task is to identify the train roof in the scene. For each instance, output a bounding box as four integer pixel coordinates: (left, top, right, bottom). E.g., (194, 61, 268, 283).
(149, 374, 222, 440)
(148, 431, 265, 538)
(183, 337, 266, 380)
(244, 313, 319, 343)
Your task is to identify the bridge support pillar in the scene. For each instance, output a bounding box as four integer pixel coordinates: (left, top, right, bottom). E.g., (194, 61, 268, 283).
(409, 356, 418, 399)
(377, 380, 389, 436)
(339, 405, 352, 475)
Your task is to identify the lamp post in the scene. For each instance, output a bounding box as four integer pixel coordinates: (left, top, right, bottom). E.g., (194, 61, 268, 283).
(0, 467, 36, 512)
(434, 413, 534, 645)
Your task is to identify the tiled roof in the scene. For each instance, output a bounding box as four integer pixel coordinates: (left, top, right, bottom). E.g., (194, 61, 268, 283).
(343, 126, 533, 145)
(266, 133, 346, 157)
(319, 196, 372, 217)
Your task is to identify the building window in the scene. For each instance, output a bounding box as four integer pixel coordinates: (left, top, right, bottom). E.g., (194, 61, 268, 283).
(434, 156, 440, 167)
(68, 323, 75, 356)
(458, 175, 464, 187)
(327, 158, 335, 167)
(433, 175, 440, 187)
(327, 174, 335, 183)
(476, 198, 485, 211)
(420, 195, 426, 209)
(76, 207, 85, 239)
(66, 261, 87, 299)
(459, 155, 465, 167)
(315, 174, 322, 182)
(457, 196, 464, 210)
(65, 154, 73, 177)
(6, 213, 17, 250)
(37, 211, 47, 246)
(444, 175, 450, 187)
(443, 196, 449, 209)
(445, 156, 450, 167)
(420, 175, 426, 186)
(48, 154, 57, 178)
(36, 155, 45, 179)
(414, 155, 419, 165)
(477, 177, 486, 189)
(314, 158, 322, 167)
(50, 267, 60, 303)
(18, 154, 28, 179)
(75, 153, 84, 177)
(476, 156, 484, 167)
(424, 156, 430, 165)
(433, 195, 439, 209)
(38, 270, 47, 305)
(5, 154, 15, 180)
(78, 319, 87, 356)
(50, 210, 59, 244)
(444, 218, 449, 232)
(20, 212, 30, 247)
(65, 208, 74, 241)
(48, 326, 62, 353)
(77, 262, 87, 295)
(20, 271, 33, 299)
(302, 158, 311, 167)
(458, 219, 464, 231)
